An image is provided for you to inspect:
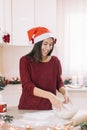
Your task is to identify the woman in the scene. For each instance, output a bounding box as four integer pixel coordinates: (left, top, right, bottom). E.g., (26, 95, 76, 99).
(18, 26, 70, 110)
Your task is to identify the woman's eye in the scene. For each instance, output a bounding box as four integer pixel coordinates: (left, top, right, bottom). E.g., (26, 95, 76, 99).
(43, 43, 47, 45)
(49, 44, 53, 47)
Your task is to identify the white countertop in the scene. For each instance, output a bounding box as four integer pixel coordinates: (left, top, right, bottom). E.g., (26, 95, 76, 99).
(65, 84, 87, 92)
(67, 86, 87, 92)
(0, 84, 87, 129)
(2, 106, 87, 129)
(2, 84, 87, 92)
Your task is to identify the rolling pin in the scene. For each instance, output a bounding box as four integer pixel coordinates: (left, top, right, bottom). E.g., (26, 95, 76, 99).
(65, 114, 87, 126)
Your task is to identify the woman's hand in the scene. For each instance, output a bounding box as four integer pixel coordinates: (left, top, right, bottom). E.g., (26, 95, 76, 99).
(34, 87, 63, 109)
(59, 86, 71, 104)
(48, 92, 63, 109)
(63, 91, 70, 103)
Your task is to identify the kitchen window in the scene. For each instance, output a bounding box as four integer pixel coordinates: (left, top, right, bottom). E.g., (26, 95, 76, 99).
(58, 0, 87, 77)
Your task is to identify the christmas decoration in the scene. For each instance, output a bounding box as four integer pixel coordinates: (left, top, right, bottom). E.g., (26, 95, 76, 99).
(80, 121, 87, 130)
(0, 76, 21, 91)
(0, 114, 14, 123)
(64, 78, 72, 85)
(9, 77, 21, 84)
(0, 104, 7, 113)
(2, 33, 10, 43)
(0, 77, 7, 91)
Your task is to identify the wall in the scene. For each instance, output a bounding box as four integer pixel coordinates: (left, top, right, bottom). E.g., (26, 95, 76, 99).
(1, 45, 33, 79)
(1, 45, 57, 80)
(0, 47, 2, 75)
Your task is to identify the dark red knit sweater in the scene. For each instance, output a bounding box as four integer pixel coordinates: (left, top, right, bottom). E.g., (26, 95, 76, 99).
(18, 55, 64, 110)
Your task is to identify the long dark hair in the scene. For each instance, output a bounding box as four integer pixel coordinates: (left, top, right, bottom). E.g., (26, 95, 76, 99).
(26, 39, 54, 62)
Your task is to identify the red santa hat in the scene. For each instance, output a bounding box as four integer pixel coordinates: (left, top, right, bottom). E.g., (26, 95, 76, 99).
(27, 26, 57, 44)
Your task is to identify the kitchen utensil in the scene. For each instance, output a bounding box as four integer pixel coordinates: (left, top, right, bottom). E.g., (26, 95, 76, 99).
(64, 114, 87, 126)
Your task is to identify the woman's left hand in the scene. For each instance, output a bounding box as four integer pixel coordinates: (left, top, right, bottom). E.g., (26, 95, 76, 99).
(63, 91, 71, 103)
(59, 86, 71, 103)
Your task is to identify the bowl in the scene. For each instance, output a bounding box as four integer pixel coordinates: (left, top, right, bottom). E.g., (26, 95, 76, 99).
(53, 103, 78, 119)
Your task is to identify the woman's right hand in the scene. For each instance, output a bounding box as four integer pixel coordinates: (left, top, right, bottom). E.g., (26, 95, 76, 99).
(34, 87, 63, 109)
(48, 92, 63, 109)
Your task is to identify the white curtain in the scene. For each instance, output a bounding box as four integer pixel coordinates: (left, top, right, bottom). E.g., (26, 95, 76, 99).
(57, 0, 87, 77)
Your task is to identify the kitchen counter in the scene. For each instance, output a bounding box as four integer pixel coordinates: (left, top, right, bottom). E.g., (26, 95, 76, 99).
(6, 106, 67, 127)
(66, 85, 87, 92)
(1, 106, 87, 130)
(0, 83, 87, 129)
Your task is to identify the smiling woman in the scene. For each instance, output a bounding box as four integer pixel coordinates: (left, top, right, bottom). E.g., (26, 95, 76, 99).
(18, 26, 70, 110)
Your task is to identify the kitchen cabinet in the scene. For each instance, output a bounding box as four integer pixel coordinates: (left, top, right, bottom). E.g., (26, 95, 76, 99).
(0, 0, 11, 44)
(35, 0, 57, 35)
(11, 0, 57, 45)
(0, 0, 5, 43)
(0, 47, 2, 75)
(11, 0, 35, 46)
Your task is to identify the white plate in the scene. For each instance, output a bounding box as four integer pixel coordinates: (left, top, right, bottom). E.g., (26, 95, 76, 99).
(66, 84, 83, 89)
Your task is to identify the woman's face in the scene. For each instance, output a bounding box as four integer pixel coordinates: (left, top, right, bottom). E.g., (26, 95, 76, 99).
(41, 37, 53, 57)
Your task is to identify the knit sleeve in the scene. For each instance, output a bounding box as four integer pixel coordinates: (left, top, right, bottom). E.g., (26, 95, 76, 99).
(19, 56, 35, 95)
(56, 57, 64, 90)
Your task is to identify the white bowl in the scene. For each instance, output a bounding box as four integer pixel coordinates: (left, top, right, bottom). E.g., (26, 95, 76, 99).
(53, 103, 78, 119)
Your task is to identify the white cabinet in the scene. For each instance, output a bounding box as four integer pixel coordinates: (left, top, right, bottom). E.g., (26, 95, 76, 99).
(0, 0, 11, 44)
(11, 0, 57, 45)
(4, 0, 11, 43)
(0, 0, 5, 43)
(0, 47, 2, 75)
(11, 0, 35, 45)
(1, 0, 57, 45)
(35, 0, 57, 35)
(0, 0, 57, 46)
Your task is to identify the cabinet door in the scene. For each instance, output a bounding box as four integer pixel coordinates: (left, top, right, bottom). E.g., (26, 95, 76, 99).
(12, 0, 34, 45)
(0, 47, 2, 74)
(5, 0, 11, 43)
(0, 0, 4, 43)
(0, 0, 11, 44)
(35, 0, 57, 35)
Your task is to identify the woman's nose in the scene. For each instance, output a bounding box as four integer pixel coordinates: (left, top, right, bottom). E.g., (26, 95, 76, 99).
(46, 45, 50, 50)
